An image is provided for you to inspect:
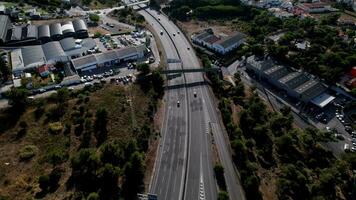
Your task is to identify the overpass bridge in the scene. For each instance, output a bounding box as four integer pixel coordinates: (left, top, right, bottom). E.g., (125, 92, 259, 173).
(161, 67, 220, 74)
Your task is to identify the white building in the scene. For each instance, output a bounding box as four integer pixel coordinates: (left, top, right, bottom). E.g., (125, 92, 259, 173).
(192, 29, 246, 55)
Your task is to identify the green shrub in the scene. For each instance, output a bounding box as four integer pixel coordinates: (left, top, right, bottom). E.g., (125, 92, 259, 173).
(19, 145, 38, 160)
(48, 122, 63, 134)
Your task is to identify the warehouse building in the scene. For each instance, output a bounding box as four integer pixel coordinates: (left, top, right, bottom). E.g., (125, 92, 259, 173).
(10, 37, 96, 76)
(246, 55, 335, 107)
(50, 23, 63, 41)
(38, 24, 51, 44)
(71, 45, 146, 72)
(0, 15, 11, 44)
(72, 18, 89, 38)
(61, 21, 75, 38)
(1, 18, 88, 46)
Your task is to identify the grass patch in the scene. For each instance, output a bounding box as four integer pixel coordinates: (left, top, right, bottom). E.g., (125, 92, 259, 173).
(19, 145, 38, 160)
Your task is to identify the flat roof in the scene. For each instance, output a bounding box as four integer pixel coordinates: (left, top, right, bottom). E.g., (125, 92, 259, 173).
(265, 65, 283, 75)
(246, 55, 274, 71)
(299, 82, 326, 100)
(279, 72, 300, 84)
(60, 37, 96, 56)
(311, 93, 335, 108)
(193, 31, 212, 41)
(71, 45, 145, 70)
(295, 79, 318, 94)
(11, 49, 24, 71)
(284, 73, 309, 89)
(215, 32, 245, 49)
(71, 54, 97, 70)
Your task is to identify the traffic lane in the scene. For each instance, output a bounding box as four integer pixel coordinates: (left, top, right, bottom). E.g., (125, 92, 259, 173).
(201, 85, 246, 200)
(185, 89, 204, 200)
(141, 8, 190, 199)
(153, 88, 186, 199)
(198, 86, 218, 200)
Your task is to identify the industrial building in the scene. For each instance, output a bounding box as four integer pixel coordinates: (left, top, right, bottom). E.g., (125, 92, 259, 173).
(0, 18, 88, 46)
(71, 45, 146, 72)
(246, 55, 335, 107)
(10, 37, 96, 76)
(0, 15, 11, 44)
(191, 29, 246, 55)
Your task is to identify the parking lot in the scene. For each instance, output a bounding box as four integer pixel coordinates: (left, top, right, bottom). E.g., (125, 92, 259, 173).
(94, 33, 147, 53)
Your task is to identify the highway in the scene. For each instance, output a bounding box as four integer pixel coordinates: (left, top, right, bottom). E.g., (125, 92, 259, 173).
(140, 8, 246, 200)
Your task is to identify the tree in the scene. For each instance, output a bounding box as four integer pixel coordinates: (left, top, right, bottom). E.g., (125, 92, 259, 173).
(70, 149, 101, 192)
(137, 63, 151, 75)
(38, 175, 50, 192)
(82, 0, 92, 6)
(97, 164, 120, 199)
(94, 108, 108, 145)
(0, 57, 10, 82)
(87, 192, 99, 200)
(218, 191, 229, 200)
(351, 88, 356, 97)
(56, 88, 69, 103)
(149, 0, 161, 10)
(6, 87, 28, 112)
(122, 151, 145, 199)
(214, 164, 226, 190)
(89, 14, 100, 22)
(151, 71, 164, 98)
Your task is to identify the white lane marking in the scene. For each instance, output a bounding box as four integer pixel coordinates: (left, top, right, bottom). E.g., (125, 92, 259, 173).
(199, 154, 206, 200)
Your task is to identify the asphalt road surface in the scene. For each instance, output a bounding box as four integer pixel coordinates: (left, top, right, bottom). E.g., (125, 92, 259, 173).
(140, 8, 246, 200)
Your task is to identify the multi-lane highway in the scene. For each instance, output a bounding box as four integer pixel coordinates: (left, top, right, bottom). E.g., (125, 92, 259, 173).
(140, 8, 246, 200)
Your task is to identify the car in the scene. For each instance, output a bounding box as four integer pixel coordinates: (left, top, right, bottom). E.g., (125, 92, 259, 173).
(54, 85, 62, 89)
(160, 30, 163, 35)
(84, 82, 93, 87)
(177, 101, 180, 107)
(193, 91, 197, 98)
(344, 143, 350, 151)
(177, 31, 180, 34)
(352, 146, 356, 152)
(158, 18, 160, 20)
(187, 47, 190, 50)
(326, 127, 331, 132)
(68, 87, 74, 91)
(173, 33, 175, 36)
(38, 88, 46, 93)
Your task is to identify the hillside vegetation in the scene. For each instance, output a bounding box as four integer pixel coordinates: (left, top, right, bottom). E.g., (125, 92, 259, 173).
(212, 72, 356, 199)
(0, 83, 161, 200)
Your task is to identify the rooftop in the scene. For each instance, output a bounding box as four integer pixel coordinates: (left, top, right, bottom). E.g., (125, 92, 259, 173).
(194, 31, 212, 41)
(214, 32, 245, 48)
(246, 55, 274, 71)
(0, 15, 10, 42)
